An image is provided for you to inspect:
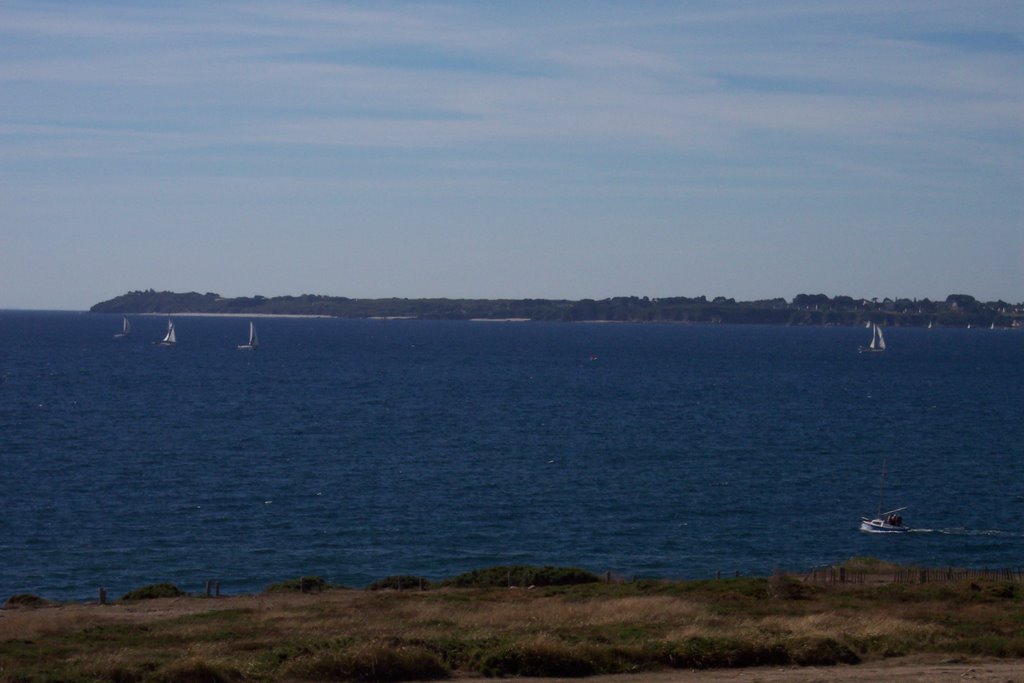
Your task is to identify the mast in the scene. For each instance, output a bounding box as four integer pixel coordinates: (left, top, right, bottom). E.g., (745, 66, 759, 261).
(239, 321, 257, 349)
(877, 459, 887, 517)
(869, 324, 885, 351)
(162, 319, 175, 344)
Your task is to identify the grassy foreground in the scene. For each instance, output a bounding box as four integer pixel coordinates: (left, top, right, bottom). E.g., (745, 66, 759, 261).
(2, 563, 1023, 682)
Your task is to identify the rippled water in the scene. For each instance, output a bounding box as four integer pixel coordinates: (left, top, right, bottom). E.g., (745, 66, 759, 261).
(1, 311, 1021, 600)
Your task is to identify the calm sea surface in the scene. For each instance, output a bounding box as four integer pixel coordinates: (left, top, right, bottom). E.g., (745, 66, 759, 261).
(1, 311, 1022, 600)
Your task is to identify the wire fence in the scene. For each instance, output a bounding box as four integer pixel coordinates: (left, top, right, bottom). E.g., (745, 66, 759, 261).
(802, 565, 1024, 585)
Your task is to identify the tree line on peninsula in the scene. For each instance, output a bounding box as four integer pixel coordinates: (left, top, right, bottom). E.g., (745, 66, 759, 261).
(90, 290, 1023, 327)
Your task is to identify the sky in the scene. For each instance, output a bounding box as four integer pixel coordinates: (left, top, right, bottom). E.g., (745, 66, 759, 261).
(1, 1, 1022, 310)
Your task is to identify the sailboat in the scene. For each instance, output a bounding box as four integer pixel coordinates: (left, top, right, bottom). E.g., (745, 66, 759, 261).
(860, 461, 909, 533)
(114, 317, 131, 338)
(157, 319, 176, 346)
(237, 321, 258, 350)
(858, 324, 885, 353)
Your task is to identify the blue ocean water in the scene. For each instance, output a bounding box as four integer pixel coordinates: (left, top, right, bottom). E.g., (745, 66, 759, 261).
(1, 311, 1022, 600)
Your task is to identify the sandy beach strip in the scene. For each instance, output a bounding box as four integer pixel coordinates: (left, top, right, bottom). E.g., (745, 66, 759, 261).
(138, 312, 334, 319)
(469, 317, 531, 322)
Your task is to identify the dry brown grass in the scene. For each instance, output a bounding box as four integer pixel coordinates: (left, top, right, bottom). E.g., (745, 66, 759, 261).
(2, 577, 1022, 681)
(0, 601, 163, 640)
(749, 611, 940, 643)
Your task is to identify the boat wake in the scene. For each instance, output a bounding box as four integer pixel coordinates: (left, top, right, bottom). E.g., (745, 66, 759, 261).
(909, 528, 1024, 538)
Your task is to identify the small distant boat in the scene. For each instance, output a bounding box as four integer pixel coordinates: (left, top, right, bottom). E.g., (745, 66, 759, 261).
(237, 321, 258, 350)
(114, 317, 131, 338)
(858, 323, 885, 353)
(860, 460, 909, 533)
(158, 319, 176, 346)
(860, 507, 909, 533)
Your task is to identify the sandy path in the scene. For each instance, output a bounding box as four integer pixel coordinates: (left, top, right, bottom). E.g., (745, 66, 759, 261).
(455, 658, 1023, 682)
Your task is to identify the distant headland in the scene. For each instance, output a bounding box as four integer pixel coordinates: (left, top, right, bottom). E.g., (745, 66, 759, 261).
(91, 290, 1023, 328)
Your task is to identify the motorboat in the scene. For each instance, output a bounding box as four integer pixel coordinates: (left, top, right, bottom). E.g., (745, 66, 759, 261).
(860, 507, 909, 533)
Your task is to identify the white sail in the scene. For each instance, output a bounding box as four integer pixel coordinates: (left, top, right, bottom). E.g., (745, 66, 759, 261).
(115, 316, 131, 337)
(238, 321, 258, 349)
(161, 319, 176, 345)
(860, 323, 886, 353)
(873, 325, 885, 350)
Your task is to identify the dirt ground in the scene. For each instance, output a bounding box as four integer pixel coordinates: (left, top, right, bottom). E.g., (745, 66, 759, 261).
(455, 657, 1024, 682)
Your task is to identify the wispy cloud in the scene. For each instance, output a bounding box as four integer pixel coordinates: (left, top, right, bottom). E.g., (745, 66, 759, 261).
(1, 1, 1021, 307)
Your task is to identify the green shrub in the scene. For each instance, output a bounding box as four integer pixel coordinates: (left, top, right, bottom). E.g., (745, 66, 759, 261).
(3, 593, 48, 608)
(83, 661, 156, 683)
(152, 658, 242, 683)
(264, 576, 329, 593)
(105, 665, 147, 683)
(791, 637, 861, 666)
(987, 582, 1017, 599)
(442, 565, 600, 588)
(120, 583, 186, 601)
(668, 577, 772, 602)
(367, 575, 431, 591)
(286, 642, 449, 681)
(841, 556, 903, 572)
(956, 633, 1024, 658)
(769, 573, 813, 600)
(667, 637, 791, 669)
(478, 640, 595, 677)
